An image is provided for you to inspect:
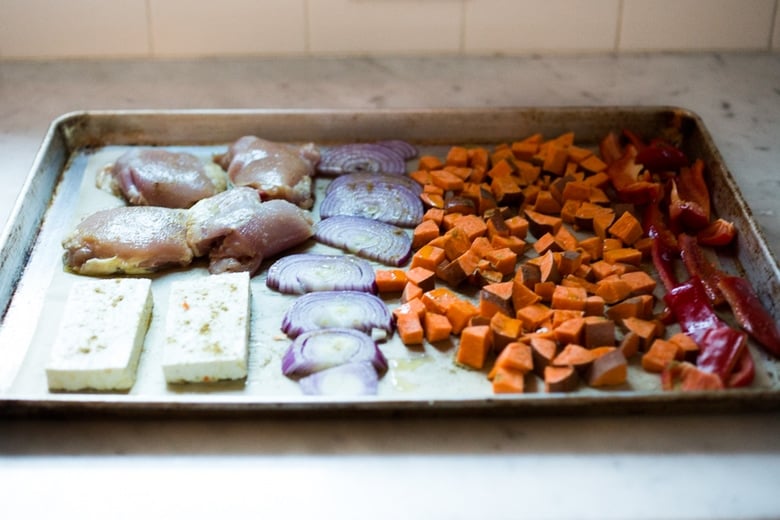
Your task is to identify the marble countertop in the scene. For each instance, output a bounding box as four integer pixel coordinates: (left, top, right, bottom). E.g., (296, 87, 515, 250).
(1, 53, 779, 519)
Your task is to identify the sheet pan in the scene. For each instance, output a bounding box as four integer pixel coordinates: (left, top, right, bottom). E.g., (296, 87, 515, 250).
(1, 107, 778, 417)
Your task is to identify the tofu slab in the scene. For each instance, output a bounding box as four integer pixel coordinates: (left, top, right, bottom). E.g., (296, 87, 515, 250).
(46, 277, 153, 391)
(162, 272, 250, 383)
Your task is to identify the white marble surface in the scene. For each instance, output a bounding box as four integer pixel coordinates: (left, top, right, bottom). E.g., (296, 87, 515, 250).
(1, 53, 779, 519)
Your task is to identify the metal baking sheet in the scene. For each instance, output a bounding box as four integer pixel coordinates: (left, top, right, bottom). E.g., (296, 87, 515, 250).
(1, 107, 779, 418)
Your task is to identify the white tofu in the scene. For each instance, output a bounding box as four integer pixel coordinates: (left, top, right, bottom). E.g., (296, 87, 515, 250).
(161, 272, 250, 384)
(46, 277, 153, 391)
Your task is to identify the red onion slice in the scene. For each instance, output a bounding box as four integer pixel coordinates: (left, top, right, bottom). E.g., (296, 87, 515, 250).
(319, 182, 423, 228)
(325, 171, 422, 196)
(376, 139, 418, 160)
(317, 143, 407, 176)
(314, 215, 412, 266)
(266, 253, 376, 294)
(282, 328, 388, 377)
(298, 361, 379, 396)
(281, 290, 393, 338)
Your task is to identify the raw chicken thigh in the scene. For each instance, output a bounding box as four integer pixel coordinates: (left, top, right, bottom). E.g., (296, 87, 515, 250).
(97, 148, 226, 208)
(186, 187, 314, 275)
(62, 206, 193, 275)
(215, 136, 320, 209)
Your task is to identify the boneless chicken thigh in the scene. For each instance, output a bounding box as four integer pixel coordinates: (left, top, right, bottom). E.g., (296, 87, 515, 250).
(97, 148, 227, 209)
(186, 187, 314, 275)
(62, 206, 194, 275)
(215, 136, 320, 209)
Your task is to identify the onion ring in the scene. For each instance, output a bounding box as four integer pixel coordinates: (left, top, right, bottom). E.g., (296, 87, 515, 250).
(317, 143, 407, 176)
(325, 171, 423, 196)
(266, 253, 377, 294)
(319, 181, 423, 228)
(282, 328, 388, 377)
(314, 215, 412, 266)
(376, 139, 418, 160)
(281, 290, 394, 338)
(298, 361, 380, 396)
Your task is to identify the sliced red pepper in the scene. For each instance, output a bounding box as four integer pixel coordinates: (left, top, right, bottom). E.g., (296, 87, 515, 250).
(661, 361, 724, 391)
(605, 143, 664, 205)
(605, 144, 642, 191)
(717, 275, 780, 358)
(599, 131, 623, 165)
(697, 218, 736, 247)
(619, 181, 663, 206)
(621, 129, 647, 152)
(635, 140, 689, 171)
(726, 348, 756, 388)
(669, 179, 710, 232)
(678, 233, 725, 306)
(664, 276, 749, 385)
(678, 159, 711, 218)
(645, 203, 680, 292)
(669, 159, 711, 232)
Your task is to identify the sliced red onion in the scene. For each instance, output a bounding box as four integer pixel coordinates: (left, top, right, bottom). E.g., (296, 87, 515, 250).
(282, 328, 388, 377)
(266, 253, 376, 294)
(319, 182, 423, 228)
(281, 290, 393, 338)
(317, 143, 407, 176)
(376, 139, 418, 160)
(325, 171, 423, 196)
(298, 361, 379, 396)
(314, 215, 412, 266)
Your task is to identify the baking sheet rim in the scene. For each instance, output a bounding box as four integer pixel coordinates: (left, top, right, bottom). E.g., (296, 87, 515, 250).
(1, 105, 779, 417)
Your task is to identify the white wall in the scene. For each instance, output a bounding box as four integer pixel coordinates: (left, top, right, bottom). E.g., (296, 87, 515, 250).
(0, 0, 778, 59)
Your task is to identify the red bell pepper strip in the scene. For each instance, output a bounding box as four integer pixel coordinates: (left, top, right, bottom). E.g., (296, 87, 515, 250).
(622, 129, 647, 151)
(621, 129, 689, 171)
(636, 140, 689, 171)
(669, 182, 709, 232)
(669, 159, 711, 232)
(606, 144, 642, 191)
(678, 233, 780, 359)
(697, 218, 736, 247)
(661, 361, 724, 391)
(664, 276, 750, 386)
(678, 233, 725, 306)
(678, 159, 711, 220)
(645, 203, 680, 292)
(605, 144, 663, 205)
(717, 275, 780, 358)
(599, 132, 623, 165)
(726, 348, 756, 388)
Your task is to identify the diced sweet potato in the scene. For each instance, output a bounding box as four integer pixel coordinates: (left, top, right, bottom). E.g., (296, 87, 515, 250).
(583, 316, 616, 348)
(479, 281, 514, 319)
(585, 349, 628, 387)
(553, 343, 596, 372)
(456, 325, 493, 370)
(544, 365, 579, 393)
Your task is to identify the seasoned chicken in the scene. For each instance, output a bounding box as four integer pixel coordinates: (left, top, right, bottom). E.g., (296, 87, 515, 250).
(186, 187, 314, 275)
(215, 136, 319, 209)
(62, 206, 193, 275)
(96, 148, 227, 209)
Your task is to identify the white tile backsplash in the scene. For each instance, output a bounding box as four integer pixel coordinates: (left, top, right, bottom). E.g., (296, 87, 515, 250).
(619, 0, 776, 51)
(308, 0, 462, 55)
(464, 0, 620, 54)
(0, 0, 777, 58)
(0, 0, 149, 58)
(148, 0, 306, 56)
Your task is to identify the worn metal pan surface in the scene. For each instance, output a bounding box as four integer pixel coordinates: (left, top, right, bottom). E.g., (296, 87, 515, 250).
(1, 107, 778, 418)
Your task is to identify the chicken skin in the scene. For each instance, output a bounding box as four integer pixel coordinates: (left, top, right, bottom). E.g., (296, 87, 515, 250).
(97, 148, 226, 209)
(215, 136, 319, 209)
(186, 187, 313, 275)
(62, 206, 193, 275)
